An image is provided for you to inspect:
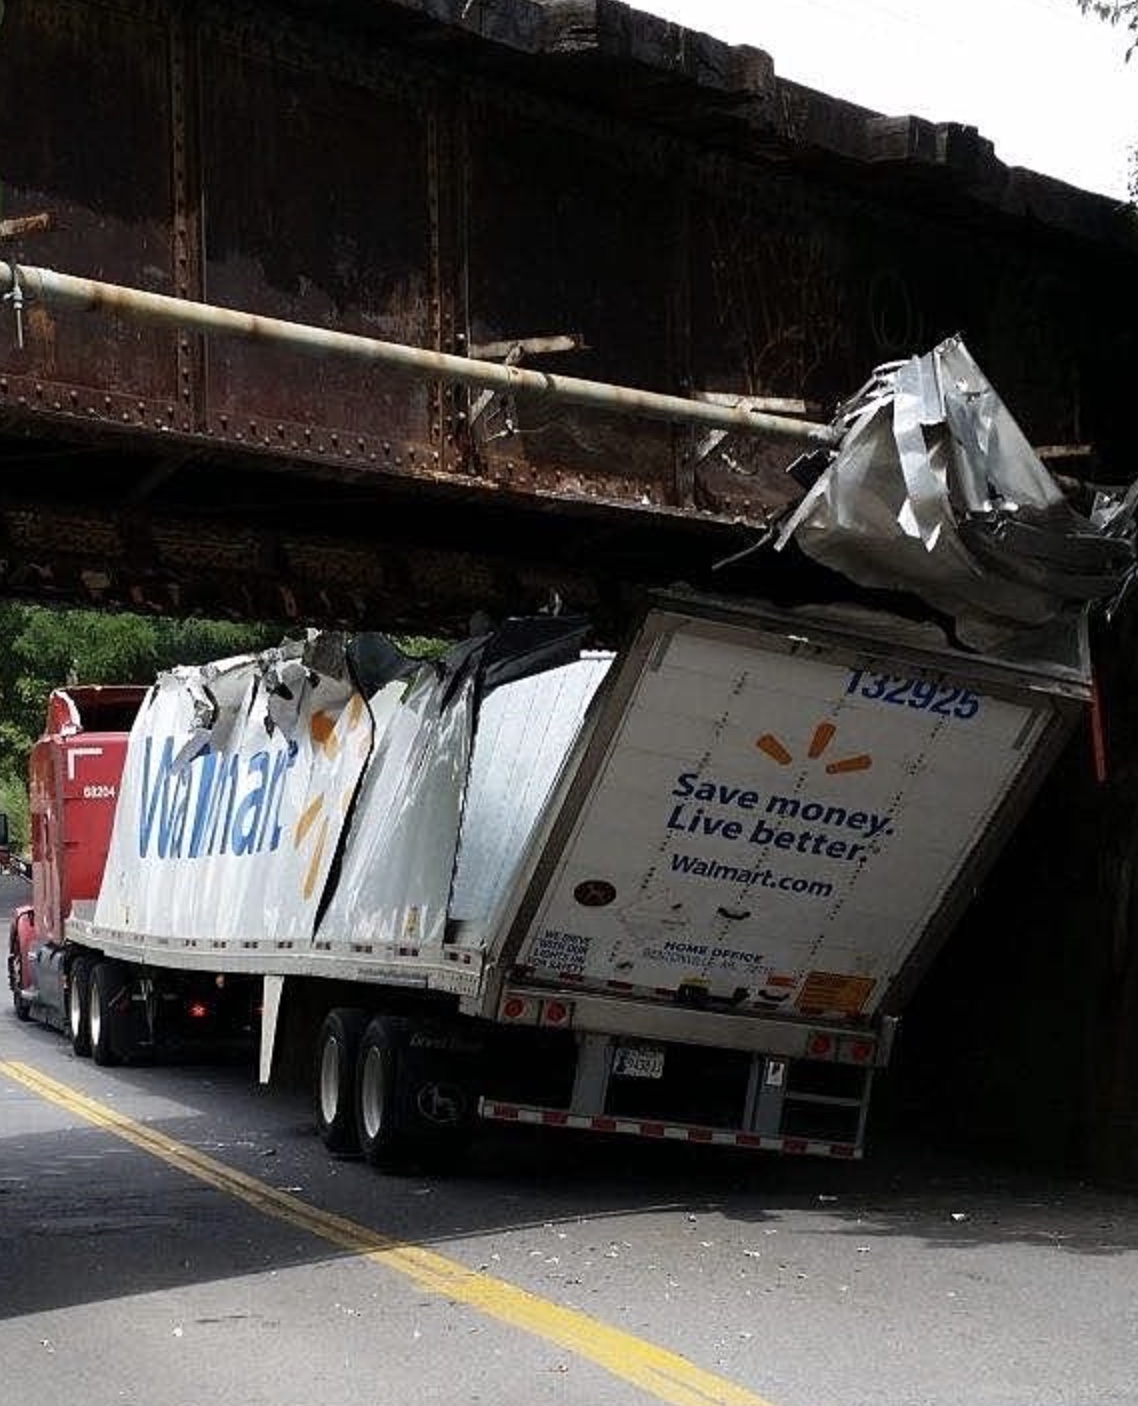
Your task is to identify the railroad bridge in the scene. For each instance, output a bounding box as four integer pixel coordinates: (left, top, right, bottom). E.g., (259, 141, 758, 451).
(1, 0, 1135, 629)
(5, 0, 1138, 1178)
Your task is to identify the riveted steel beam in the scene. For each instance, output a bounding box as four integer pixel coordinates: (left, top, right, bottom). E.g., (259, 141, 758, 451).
(0, 262, 841, 449)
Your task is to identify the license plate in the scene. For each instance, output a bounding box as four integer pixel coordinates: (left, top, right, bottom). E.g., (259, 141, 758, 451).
(613, 1044, 665, 1079)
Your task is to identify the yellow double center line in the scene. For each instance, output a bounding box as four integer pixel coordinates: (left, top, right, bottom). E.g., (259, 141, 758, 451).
(1, 1060, 779, 1406)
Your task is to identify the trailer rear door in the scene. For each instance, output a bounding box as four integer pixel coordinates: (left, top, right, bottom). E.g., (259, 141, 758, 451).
(505, 603, 1079, 1022)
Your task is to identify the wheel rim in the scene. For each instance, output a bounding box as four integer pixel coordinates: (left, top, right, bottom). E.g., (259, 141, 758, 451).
(68, 977, 82, 1039)
(319, 1036, 342, 1125)
(359, 1045, 385, 1142)
(89, 980, 102, 1048)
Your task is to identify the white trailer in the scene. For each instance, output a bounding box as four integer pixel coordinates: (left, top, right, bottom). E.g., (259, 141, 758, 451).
(53, 590, 1082, 1165)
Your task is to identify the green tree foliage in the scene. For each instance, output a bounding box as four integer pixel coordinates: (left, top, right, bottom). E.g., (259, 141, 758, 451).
(0, 604, 282, 845)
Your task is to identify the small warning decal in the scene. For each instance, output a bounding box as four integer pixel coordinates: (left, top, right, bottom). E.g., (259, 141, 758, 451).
(796, 971, 876, 1016)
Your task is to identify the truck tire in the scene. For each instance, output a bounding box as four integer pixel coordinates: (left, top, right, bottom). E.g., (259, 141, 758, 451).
(89, 961, 129, 1067)
(314, 1008, 367, 1154)
(68, 956, 93, 1056)
(355, 1015, 409, 1169)
(9, 939, 30, 1021)
(354, 1014, 475, 1173)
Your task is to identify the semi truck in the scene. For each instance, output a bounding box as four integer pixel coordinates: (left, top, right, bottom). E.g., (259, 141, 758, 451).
(1, 268, 1130, 1164)
(7, 588, 1088, 1165)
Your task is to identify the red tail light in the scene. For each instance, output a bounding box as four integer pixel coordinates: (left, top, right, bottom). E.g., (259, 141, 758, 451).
(188, 1001, 209, 1020)
(540, 999, 572, 1028)
(500, 993, 538, 1024)
(843, 1038, 876, 1064)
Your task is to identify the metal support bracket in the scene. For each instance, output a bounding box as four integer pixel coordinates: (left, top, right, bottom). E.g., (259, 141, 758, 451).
(690, 391, 816, 470)
(1, 218, 52, 349)
(570, 1031, 615, 1117)
(467, 332, 585, 441)
(0, 212, 52, 241)
(2, 264, 24, 349)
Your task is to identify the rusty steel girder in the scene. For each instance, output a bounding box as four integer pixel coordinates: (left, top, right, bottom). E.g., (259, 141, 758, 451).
(0, 0, 1135, 626)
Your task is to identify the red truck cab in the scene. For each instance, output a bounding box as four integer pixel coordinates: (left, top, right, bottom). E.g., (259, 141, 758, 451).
(9, 685, 145, 1024)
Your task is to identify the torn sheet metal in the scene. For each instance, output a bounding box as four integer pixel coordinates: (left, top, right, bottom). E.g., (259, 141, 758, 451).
(95, 614, 598, 953)
(317, 661, 475, 955)
(317, 615, 598, 952)
(450, 652, 614, 929)
(95, 642, 367, 945)
(777, 336, 1136, 675)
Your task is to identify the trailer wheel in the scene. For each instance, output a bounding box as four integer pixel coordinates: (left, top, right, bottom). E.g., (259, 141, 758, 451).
(314, 1008, 367, 1154)
(355, 1016, 409, 1169)
(68, 956, 93, 1056)
(355, 1015, 475, 1173)
(89, 961, 129, 1067)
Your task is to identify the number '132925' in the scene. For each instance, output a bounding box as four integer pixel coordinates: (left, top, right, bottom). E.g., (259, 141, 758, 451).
(846, 670, 980, 720)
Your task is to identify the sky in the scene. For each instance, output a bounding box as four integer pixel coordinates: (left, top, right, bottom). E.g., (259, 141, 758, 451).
(638, 0, 1136, 200)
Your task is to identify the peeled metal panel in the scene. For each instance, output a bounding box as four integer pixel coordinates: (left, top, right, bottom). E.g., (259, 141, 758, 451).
(318, 668, 474, 952)
(778, 337, 1125, 672)
(95, 648, 368, 944)
(513, 612, 1055, 1018)
(0, 0, 178, 406)
(450, 653, 613, 926)
(199, 33, 435, 454)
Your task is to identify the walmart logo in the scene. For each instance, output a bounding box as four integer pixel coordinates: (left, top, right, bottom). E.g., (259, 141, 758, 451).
(293, 694, 370, 900)
(756, 721, 871, 775)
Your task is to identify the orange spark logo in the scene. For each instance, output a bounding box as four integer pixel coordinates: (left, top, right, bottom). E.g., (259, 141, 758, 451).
(756, 721, 872, 775)
(294, 693, 370, 900)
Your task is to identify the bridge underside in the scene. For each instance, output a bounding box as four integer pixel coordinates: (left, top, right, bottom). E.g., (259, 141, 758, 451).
(0, 412, 766, 633)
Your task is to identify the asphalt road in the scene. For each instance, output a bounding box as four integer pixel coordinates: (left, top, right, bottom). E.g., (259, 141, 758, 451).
(2, 895, 1137, 1405)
